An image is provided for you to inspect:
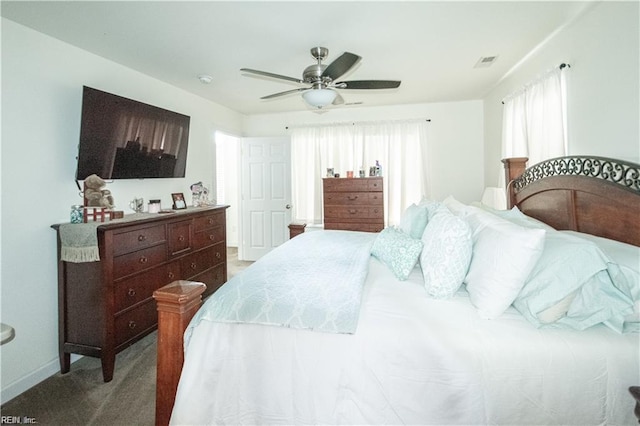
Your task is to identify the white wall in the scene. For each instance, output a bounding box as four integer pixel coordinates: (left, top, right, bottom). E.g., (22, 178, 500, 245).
(0, 19, 243, 403)
(214, 131, 241, 247)
(483, 1, 640, 186)
(243, 100, 485, 204)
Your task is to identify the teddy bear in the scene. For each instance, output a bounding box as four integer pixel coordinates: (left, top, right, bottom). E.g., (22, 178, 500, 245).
(84, 174, 114, 209)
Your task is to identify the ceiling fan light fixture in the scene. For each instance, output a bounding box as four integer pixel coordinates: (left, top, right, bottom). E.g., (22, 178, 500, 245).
(302, 89, 336, 108)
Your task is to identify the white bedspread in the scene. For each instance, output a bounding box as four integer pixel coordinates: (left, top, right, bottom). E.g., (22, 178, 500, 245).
(171, 249, 640, 425)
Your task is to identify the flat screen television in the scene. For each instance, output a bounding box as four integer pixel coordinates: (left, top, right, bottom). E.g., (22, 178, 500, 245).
(76, 86, 190, 180)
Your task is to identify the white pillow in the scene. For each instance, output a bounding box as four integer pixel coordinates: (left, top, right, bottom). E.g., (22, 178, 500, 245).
(472, 204, 555, 231)
(442, 195, 466, 215)
(461, 206, 546, 319)
(420, 206, 472, 299)
(399, 203, 429, 239)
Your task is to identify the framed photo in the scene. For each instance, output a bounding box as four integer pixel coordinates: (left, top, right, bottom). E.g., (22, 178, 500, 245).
(171, 193, 187, 210)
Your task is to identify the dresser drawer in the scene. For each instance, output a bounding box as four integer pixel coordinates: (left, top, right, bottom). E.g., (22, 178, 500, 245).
(323, 178, 370, 192)
(325, 222, 384, 232)
(324, 205, 383, 220)
(112, 224, 166, 256)
(181, 243, 226, 278)
(191, 263, 227, 298)
(367, 178, 383, 191)
(193, 225, 225, 250)
(323, 177, 382, 192)
(114, 262, 180, 313)
(168, 220, 192, 256)
(113, 244, 167, 280)
(324, 192, 383, 205)
(115, 300, 157, 347)
(194, 212, 225, 232)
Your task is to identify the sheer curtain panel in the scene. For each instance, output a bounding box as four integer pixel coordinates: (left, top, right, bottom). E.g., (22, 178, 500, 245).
(502, 65, 568, 173)
(291, 120, 429, 227)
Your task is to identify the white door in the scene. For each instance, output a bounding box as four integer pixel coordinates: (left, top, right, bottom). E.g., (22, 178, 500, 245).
(240, 137, 292, 261)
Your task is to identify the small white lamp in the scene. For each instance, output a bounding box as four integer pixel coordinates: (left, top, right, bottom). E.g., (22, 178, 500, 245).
(481, 187, 507, 210)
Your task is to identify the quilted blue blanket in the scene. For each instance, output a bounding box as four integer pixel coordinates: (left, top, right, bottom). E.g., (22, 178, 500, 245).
(187, 230, 376, 338)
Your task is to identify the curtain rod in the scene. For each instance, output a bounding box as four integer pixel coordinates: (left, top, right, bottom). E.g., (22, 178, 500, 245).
(285, 118, 431, 130)
(501, 62, 570, 104)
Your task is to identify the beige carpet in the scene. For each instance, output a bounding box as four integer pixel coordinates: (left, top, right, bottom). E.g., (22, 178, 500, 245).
(1, 247, 252, 425)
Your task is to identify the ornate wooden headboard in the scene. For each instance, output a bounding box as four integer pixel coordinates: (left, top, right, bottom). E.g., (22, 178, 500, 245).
(503, 156, 640, 247)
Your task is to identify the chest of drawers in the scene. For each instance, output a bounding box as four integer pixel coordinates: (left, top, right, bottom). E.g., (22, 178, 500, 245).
(323, 177, 384, 232)
(52, 205, 228, 382)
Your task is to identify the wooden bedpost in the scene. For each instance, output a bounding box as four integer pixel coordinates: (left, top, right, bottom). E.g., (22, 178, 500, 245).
(502, 157, 528, 208)
(153, 280, 206, 426)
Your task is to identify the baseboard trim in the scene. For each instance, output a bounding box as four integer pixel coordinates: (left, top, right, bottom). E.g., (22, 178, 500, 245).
(1, 354, 81, 405)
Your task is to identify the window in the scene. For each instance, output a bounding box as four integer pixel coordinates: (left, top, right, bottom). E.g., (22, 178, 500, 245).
(290, 120, 429, 226)
(502, 65, 569, 170)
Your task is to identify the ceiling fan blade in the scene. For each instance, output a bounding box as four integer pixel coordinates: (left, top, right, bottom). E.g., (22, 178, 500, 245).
(260, 87, 309, 100)
(322, 52, 361, 81)
(332, 92, 345, 106)
(241, 68, 303, 84)
(336, 80, 402, 89)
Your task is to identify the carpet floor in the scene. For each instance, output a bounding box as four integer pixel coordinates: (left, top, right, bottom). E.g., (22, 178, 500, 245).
(1, 247, 252, 425)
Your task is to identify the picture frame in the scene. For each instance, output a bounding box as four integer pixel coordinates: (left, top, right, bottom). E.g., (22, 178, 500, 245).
(171, 193, 187, 210)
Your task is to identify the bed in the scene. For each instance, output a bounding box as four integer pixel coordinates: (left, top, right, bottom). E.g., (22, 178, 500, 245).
(153, 155, 640, 426)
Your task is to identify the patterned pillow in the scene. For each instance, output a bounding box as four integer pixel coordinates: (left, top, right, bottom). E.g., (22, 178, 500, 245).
(371, 227, 423, 280)
(399, 203, 429, 239)
(420, 206, 473, 299)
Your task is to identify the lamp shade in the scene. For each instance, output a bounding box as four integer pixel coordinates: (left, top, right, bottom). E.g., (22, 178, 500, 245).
(481, 187, 507, 210)
(302, 89, 337, 108)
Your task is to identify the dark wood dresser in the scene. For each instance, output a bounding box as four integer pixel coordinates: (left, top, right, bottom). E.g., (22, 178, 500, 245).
(323, 177, 384, 232)
(52, 205, 228, 382)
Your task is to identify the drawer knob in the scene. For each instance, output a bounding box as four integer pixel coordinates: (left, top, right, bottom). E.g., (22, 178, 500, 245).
(209, 234, 215, 241)
(168, 272, 175, 279)
(127, 288, 136, 297)
(349, 209, 357, 214)
(138, 234, 146, 242)
(178, 235, 185, 242)
(215, 252, 222, 259)
(348, 195, 358, 200)
(128, 321, 137, 330)
(208, 218, 214, 225)
(139, 256, 148, 264)
(190, 262, 197, 270)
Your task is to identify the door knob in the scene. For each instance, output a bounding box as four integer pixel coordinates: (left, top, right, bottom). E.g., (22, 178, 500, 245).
(286, 204, 292, 209)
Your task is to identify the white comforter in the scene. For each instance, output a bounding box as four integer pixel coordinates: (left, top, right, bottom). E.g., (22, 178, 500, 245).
(171, 236, 640, 425)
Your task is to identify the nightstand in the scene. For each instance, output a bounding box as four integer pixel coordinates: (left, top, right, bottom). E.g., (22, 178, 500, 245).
(288, 222, 307, 239)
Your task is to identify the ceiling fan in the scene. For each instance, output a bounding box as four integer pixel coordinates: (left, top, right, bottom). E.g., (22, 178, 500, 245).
(241, 47, 401, 109)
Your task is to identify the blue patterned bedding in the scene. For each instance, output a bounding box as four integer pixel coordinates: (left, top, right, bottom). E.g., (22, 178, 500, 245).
(186, 230, 376, 339)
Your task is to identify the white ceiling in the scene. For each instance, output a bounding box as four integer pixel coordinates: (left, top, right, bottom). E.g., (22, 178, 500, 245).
(1, 1, 594, 115)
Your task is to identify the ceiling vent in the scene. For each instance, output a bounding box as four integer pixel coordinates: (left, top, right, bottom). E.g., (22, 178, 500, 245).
(474, 55, 498, 68)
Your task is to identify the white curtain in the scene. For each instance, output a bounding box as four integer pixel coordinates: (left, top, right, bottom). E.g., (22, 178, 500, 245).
(291, 120, 429, 227)
(502, 66, 568, 182)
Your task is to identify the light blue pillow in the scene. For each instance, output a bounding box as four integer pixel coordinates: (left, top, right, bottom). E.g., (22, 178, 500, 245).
(399, 203, 429, 239)
(418, 198, 442, 220)
(420, 206, 472, 299)
(371, 227, 423, 281)
(513, 230, 634, 332)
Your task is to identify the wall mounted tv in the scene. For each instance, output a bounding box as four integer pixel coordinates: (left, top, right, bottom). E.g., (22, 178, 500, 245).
(76, 86, 191, 180)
